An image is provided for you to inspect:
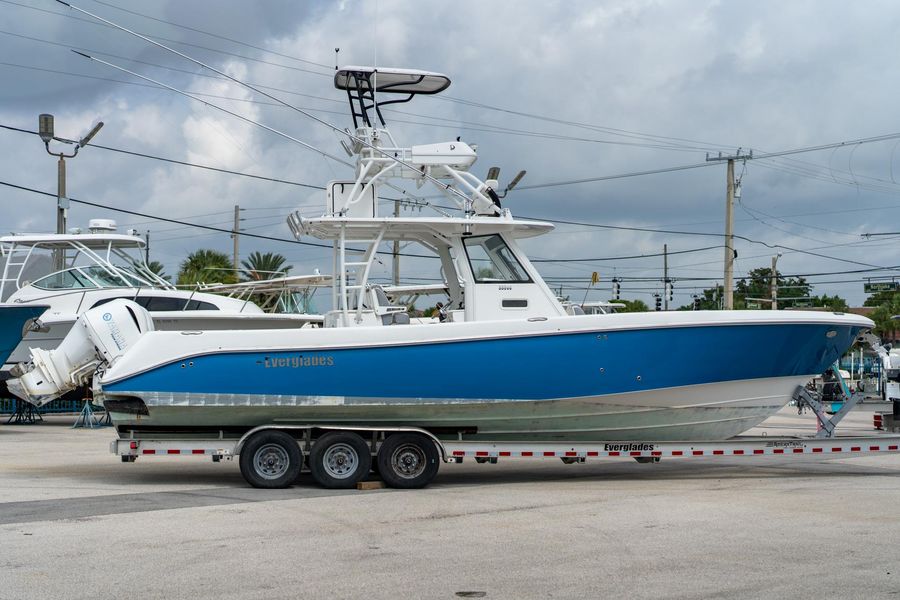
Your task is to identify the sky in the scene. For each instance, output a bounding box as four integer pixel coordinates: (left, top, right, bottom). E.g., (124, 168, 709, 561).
(2, 0, 900, 308)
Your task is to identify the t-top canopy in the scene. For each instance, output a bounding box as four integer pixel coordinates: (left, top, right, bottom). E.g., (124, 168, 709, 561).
(334, 66, 451, 95)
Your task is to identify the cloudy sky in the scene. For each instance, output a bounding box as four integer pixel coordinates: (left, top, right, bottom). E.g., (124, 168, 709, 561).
(2, 0, 900, 307)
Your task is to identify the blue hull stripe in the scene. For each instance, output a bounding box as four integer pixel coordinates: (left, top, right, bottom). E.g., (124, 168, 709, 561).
(0, 305, 48, 364)
(104, 323, 864, 400)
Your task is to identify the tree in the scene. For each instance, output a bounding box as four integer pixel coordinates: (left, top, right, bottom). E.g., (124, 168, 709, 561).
(679, 285, 722, 310)
(870, 294, 900, 342)
(147, 260, 169, 281)
(240, 251, 292, 281)
(734, 267, 810, 309)
(177, 249, 236, 285)
(617, 299, 649, 313)
(864, 289, 899, 307)
(808, 294, 849, 312)
(861, 287, 900, 341)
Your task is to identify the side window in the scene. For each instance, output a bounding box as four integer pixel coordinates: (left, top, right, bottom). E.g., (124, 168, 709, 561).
(141, 297, 188, 311)
(186, 299, 219, 311)
(90, 296, 219, 311)
(90, 296, 123, 309)
(463, 234, 531, 283)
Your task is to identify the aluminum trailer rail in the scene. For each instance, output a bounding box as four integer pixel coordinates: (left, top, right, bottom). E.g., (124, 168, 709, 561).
(110, 425, 900, 490)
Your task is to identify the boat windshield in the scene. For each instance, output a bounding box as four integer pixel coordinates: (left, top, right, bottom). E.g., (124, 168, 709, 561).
(463, 234, 531, 283)
(31, 265, 146, 290)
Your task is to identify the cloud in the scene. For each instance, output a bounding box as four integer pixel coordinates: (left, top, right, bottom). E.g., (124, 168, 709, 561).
(1, 0, 899, 305)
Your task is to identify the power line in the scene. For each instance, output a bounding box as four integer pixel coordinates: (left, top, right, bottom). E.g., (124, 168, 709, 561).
(0, 123, 325, 190)
(89, 0, 331, 69)
(0, 0, 333, 77)
(3, 122, 887, 271)
(531, 245, 724, 263)
(0, 179, 438, 259)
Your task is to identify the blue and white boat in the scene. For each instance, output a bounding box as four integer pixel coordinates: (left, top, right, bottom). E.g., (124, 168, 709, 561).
(8, 66, 873, 442)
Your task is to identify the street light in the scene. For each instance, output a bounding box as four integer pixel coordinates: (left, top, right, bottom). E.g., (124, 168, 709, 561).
(38, 114, 103, 270)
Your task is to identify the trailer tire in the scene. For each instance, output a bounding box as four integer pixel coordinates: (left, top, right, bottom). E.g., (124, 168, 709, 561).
(377, 433, 439, 489)
(239, 430, 302, 489)
(309, 432, 371, 489)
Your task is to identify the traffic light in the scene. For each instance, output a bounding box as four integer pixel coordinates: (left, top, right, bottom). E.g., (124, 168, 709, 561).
(665, 280, 673, 302)
(693, 295, 701, 310)
(654, 294, 662, 311)
(612, 278, 620, 300)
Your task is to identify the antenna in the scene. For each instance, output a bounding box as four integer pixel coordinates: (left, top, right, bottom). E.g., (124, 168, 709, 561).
(372, 0, 378, 134)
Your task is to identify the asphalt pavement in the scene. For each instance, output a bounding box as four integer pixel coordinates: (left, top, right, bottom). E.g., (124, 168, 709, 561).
(1, 407, 899, 600)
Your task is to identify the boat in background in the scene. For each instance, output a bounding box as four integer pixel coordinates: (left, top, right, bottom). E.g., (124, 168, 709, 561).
(0, 219, 326, 385)
(0, 305, 49, 365)
(7, 66, 873, 442)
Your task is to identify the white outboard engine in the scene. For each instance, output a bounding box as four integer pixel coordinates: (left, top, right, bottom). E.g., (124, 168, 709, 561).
(7, 299, 154, 406)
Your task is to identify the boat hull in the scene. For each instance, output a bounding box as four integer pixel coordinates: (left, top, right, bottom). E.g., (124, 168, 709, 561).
(100, 315, 870, 442)
(106, 376, 801, 442)
(0, 305, 49, 366)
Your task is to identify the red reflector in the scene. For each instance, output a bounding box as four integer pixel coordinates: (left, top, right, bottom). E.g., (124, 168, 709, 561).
(712, 450, 724, 455)
(129, 441, 138, 450)
(629, 451, 641, 457)
(832, 448, 842, 452)
(793, 448, 804, 454)
(733, 450, 744, 455)
(452, 451, 464, 457)
(870, 446, 880, 451)
(773, 449, 784, 454)
(890, 446, 899, 451)
(851, 447, 861, 452)
(192, 449, 205, 455)
(143, 449, 155, 455)
(608, 451, 620, 457)
(671, 451, 683, 456)
(692, 450, 703, 456)
(167, 449, 180, 455)
(565, 452, 577, 457)
(753, 449, 764, 454)
(499, 451, 511, 457)
(812, 448, 823, 453)
(587, 451, 599, 457)
(475, 451, 488, 457)
(543, 451, 555, 457)
(651, 451, 662, 457)
(521, 451, 533, 457)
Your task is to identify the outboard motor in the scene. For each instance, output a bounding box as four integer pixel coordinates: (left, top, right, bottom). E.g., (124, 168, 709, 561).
(7, 299, 153, 406)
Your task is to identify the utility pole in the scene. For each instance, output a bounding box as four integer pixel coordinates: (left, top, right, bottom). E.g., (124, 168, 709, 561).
(663, 244, 669, 311)
(770, 253, 782, 310)
(232, 205, 240, 275)
(706, 149, 752, 310)
(145, 230, 150, 264)
(392, 199, 400, 286)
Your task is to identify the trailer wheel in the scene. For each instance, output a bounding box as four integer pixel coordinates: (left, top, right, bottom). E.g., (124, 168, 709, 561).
(377, 433, 440, 489)
(239, 430, 302, 489)
(309, 431, 371, 489)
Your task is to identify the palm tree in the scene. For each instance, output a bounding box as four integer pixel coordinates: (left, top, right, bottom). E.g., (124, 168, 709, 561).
(147, 260, 169, 281)
(177, 249, 236, 285)
(241, 251, 292, 281)
(872, 295, 900, 343)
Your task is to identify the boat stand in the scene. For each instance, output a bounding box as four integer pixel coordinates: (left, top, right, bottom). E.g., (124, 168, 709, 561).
(792, 385, 863, 439)
(5, 400, 43, 425)
(72, 400, 110, 429)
